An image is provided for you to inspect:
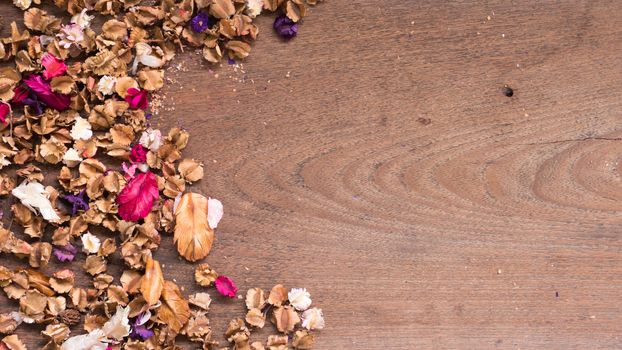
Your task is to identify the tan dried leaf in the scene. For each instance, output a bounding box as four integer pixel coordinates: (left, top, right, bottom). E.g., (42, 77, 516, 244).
(245, 308, 265, 328)
(174, 193, 214, 262)
(188, 292, 212, 310)
(84, 255, 107, 275)
(210, 0, 235, 18)
(194, 263, 218, 287)
(292, 330, 315, 349)
(50, 269, 75, 294)
(42, 323, 70, 344)
(140, 255, 164, 307)
(272, 306, 300, 333)
(246, 288, 266, 310)
(268, 284, 287, 307)
(178, 158, 204, 183)
(0, 314, 18, 335)
(50, 76, 75, 94)
(19, 289, 47, 317)
(157, 280, 190, 334)
(1, 334, 26, 350)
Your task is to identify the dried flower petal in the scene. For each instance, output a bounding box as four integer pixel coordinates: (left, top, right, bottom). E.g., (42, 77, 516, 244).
(174, 193, 214, 261)
(215, 275, 237, 298)
(125, 88, 148, 110)
(288, 288, 311, 311)
(81, 232, 101, 254)
(61, 329, 107, 350)
(207, 197, 223, 229)
(190, 12, 210, 33)
(140, 255, 164, 306)
(41, 53, 67, 80)
(139, 128, 162, 151)
(157, 281, 190, 334)
(97, 76, 116, 95)
(301, 307, 324, 330)
(53, 243, 77, 262)
(130, 144, 147, 163)
(273, 306, 300, 333)
(63, 190, 90, 216)
(70, 117, 93, 141)
(274, 15, 299, 39)
(23, 75, 71, 111)
(102, 306, 131, 340)
(12, 181, 60, 222)
(117, 172, 159, 221)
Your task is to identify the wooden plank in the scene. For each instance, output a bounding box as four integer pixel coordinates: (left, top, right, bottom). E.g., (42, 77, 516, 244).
(2, 1, 622, 348)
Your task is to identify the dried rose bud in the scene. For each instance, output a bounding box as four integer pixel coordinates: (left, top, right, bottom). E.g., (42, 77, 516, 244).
(130, 144, 147, 163)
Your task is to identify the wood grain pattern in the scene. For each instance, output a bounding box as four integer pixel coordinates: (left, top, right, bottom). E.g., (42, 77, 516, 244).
(2, 1, 622, 349)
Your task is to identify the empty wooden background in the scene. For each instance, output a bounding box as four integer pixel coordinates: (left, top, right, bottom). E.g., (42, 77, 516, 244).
(3, 1, 622, 349)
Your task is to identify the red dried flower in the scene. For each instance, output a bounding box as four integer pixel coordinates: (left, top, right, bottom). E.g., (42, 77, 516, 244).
(215, 275, 237, 298)
(125, 88, 149, 110)
(117, 172, 159, 221)
(0, 103, 9, 125)
(11, 85, 29, 105)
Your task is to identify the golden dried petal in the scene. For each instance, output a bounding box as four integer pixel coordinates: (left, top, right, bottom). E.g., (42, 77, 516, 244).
(137, 69, 163, 91)
(188, 292, 212, 310)
(157, 280, 190, 334)
(245, 308, 265, 328)
(0, 314, 18, 334)
(140, 255, 164, 306)
(1, 334, 26, 350)
(194, 263, 218, 287)
(84, 255, 107, 276)
(50, 76, 75, 94)
(225, 40, 251, 60)
(292, 330, 315, 349)
(174, 193, 214, 262)
(268, 284, 287, 307)
(272, 306, 300, 333)
(209, 0, 235, 18)
(19, 289, 47, 317)
(178, 158, 204, 183)
(42, 323, 70, 344)
(245, 288, 266, 310)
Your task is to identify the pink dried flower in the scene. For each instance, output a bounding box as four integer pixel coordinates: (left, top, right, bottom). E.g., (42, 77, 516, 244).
(41, 53, 67, 80)
(117, 172, 159, 222)
(122, 162, 138, 180)
(57, 24, 84, 49)
(125, 88, 148, 110)
(129, 144, 147, 163)
(215, 275, 237, 298)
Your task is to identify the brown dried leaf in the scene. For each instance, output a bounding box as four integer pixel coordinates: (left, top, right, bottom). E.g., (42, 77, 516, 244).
(1, 334, 26, 350)
(140, 255, 164, 306)
(174, 193, 214, 262)
(245, 308, 265, 328)
(210, 0, 235, 18)
(157, 280, 190, 334)
(246, 288, 266, 310)
(292, 330, 315, 349)
(188, 292, 212, 310)
(178, 158, 204, 183)
(194, 263, 218, 287)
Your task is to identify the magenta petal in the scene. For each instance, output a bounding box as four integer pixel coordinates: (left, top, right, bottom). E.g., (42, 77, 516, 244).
(23, 75, 71, 111)
(117, 172, 159, 221)
(41, 53, 67, 80)
(215, 275, 238, 298)
(0, 103, 9, 125)
(125, 88, 148, 110)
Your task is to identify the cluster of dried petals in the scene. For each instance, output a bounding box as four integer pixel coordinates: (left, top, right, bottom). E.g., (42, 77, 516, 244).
(0, 0, 325, 348)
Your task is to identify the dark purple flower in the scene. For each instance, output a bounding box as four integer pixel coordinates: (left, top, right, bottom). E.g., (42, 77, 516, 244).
(273, 15, 298, 39)
(63, 190, 90, 216)
(53, 243, 77, 262)
(22, 91, 45, 115)
(227, 58, 236, 65)
(130, 313, 154, 340)
(129, 144, 147, 163)
(190, 12, 210, 33)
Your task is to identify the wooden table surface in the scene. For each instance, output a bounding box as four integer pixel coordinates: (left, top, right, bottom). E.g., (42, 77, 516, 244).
(3, 1, 622, 349)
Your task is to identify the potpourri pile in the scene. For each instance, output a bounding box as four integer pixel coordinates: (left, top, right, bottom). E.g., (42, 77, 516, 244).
(0, 0, 324, 349)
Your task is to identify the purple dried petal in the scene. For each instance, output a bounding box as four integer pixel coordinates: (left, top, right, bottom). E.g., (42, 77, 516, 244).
(63, 190, 90, 216)
(227, 58, 236, 65)
(190, 12, 210, 33)
(273, 15, 298, 39)
(53, 243, 77, 262)
(130, 323, 154, 340)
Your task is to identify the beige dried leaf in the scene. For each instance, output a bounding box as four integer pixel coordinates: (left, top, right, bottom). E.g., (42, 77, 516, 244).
(272, 306, 300, 333)
(210, 0, 235, 18)
(157, 280, 190, 334)
(140, 255, 164, 307)
(174, 193, 214, 262)
(19, 289, 47, 316)
(188, 292, 212, 310)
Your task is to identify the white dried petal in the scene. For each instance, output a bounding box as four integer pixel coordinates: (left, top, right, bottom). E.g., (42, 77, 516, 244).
(207, 197, 223, 229)
(71, 9, 94, 29)
(61, 329, 107, 350)
(63, 148, 83, 167)
(70, 117, 93, 141)
(246, 0, 263, 18)
(288, 288, 312, 311)
(301, 308, 324, 330)
(0, 154, 11, 169)
(139, 128, 162, 151)
(97, 76, 116, 95)
(81, 232, 101, 254)
(102, 306, 130, 340)
(11, 181, 60, 222)
(13, 0, 31, 10)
